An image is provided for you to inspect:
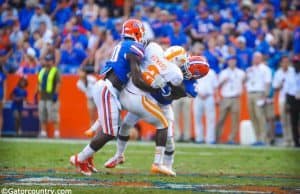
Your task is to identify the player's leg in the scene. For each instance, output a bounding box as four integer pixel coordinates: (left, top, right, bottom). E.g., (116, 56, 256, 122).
(140, 96, 175, 176)
(193, 96, 204, 143)
(253, 94, 267, 143)
(228, 98, 240, 143)
(105, 112, 140, 168)
(38, 100, 47, 137)
(161, 105, 175, 171)
(182, 98, 192, 141)
(70, 82, 120, 175)
(49, 101, 60, 138)
(118, 90, 174, 176)
(215, 98, 230, 143)
(204, 96, 216, 144)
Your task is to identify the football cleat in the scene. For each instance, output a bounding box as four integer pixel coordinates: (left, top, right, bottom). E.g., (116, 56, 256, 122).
(104, 154, 125, 168)
(87, 156, 98, 173)
(69, 154, 92, 176)
(151, 163, 176, 177)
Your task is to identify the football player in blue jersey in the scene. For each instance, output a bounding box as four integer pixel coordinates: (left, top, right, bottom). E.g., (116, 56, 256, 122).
(70, 19, 158, 176)
(104, 47, 210, 176)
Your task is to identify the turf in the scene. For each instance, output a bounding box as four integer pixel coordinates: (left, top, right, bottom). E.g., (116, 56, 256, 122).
(0, 138, 300, 194)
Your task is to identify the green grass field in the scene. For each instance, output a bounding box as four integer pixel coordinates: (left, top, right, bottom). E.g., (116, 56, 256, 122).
(0, 138, 300, 194)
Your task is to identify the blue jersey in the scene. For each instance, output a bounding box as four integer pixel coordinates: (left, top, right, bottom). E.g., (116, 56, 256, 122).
(101, 39, 144, 85)
(151, 79, 197, 105)
(12, 87, 27, 111)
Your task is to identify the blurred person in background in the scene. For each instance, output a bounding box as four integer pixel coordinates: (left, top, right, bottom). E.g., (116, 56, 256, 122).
(216, 35, 229, 60)
(0, 21, 13, 73)
(16, 47, 39, 75)
(190, 42, 205, 56)
(82, 0, 99, 23)
(0, 66, 6, 136)
(73, 10, 92, 32)
(87, 25, 102, 52)
(69, 25, 88, 49)
(38, 54, 60, 138)
(10, 76, 28, 136)
(294, 27, 300, 55)
(276, 1, 300, 51)
(37, 21, 53, 43)
(245, 52, 272, 146)
(168, 21, 188, 48)
(215, 56, 245, 144)
(193, 68, 218, 144)
(18, 0, 35, 31)
(9, 21, 23, 46)
(203, 38, 221, 73)
(151, 9, 173, 38)
(235, 35, 253, 70)
(284, 55, 300, 147)
(94, 30, 116, 73)
(262, 71, 275, 145)
(40, 38, 61, 67)
(172, 91, 192, 142)
(190, 6, 214, 42)
(1, 3, 18, 23)
(243, 19, 261, 49)
(76, 67, 97, 137)
(51, 0, 72, 28)
(95, 7, 114, 33)
(59, 36, 87, 74)
(4, 23, 24, 74)
(29, 4, 52, 34)
(273, 55, 294, 146)
(174, 1, 195, 31)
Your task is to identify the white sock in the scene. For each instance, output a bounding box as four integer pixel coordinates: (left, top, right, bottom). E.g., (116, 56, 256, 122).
(154, 146, 165, 165)
(163, 154, 173, 169)
(116, 138, 128, 157)
(78, 144, 95, 162)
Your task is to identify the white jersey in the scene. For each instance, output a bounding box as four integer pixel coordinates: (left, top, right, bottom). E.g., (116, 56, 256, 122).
(126, 42, 183, 95)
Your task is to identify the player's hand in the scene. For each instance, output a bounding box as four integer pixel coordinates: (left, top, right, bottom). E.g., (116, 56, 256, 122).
(151, 74, 166, 89)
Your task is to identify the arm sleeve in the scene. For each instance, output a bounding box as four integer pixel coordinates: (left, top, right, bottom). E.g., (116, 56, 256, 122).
(129, 43, 145, 60)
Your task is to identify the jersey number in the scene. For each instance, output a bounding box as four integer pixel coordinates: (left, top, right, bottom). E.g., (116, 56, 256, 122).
(110, 44, 121, 62)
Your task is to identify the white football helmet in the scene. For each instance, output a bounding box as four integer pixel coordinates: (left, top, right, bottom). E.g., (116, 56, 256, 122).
(164, 46, 188, 67)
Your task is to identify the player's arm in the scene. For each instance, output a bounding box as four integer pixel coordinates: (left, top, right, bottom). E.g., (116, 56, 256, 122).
(128, 53, 158, 93)
(168, 84, 187, 100)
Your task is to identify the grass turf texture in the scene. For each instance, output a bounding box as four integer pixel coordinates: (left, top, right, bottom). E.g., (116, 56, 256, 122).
(0, 138, 300, 193)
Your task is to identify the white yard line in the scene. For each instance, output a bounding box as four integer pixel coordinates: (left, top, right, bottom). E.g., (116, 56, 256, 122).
(0, 138, 298, 151)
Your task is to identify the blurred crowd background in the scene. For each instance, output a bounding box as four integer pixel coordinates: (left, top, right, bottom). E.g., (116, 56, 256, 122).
(0, 0, 299, 147)
(0, 0, 299, 74)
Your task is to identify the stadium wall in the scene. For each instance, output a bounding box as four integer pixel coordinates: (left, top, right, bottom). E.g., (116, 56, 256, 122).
(5, 74, 280, 141)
